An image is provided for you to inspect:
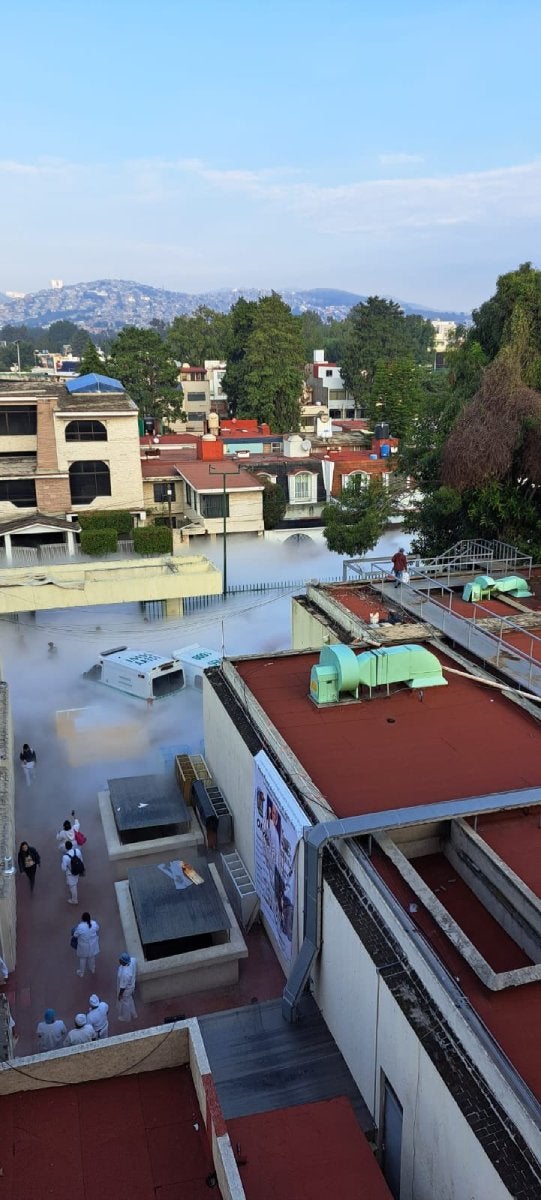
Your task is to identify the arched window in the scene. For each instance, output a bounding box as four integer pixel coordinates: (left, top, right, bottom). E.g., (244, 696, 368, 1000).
(69, 460, 111, 504)
(65, 420, 107, 442)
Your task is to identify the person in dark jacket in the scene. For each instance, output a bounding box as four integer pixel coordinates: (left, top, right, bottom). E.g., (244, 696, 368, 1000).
(18, 841, 41, 892)
(391, 548, 408, 588)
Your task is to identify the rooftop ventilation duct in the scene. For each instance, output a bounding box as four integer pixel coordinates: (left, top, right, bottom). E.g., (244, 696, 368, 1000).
(309, 643, 447, 705)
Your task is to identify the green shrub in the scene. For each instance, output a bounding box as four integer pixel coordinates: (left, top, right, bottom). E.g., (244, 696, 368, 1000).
(77, 510, 133, 536)
(80, 528, 118, 556)
(260, 479, 286, 529)
(133, 524, 173, 555)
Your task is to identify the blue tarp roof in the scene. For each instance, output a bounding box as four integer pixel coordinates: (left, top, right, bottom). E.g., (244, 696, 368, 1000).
(65, 373, 124, 393)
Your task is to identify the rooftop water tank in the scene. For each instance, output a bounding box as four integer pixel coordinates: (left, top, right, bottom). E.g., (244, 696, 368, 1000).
(374, 422, 390, 439)
(369, 453, 378, 460)
(380, 443, 391, 458)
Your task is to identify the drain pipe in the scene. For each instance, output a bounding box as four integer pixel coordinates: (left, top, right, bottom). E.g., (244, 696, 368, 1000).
(282, 784, 541, 1021)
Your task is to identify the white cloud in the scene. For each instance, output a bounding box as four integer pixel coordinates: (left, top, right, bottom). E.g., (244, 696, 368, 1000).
(378, 153, 425, 165)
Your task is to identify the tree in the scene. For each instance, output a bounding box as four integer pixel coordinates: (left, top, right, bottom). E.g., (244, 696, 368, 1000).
(223, 293, 304, 431)
(339, 297, 434, 403)
(323, 475, 398, 556)
(258, 478, 286, 529)
(167, 306, 231, 366)
(109, 326, 184, 424)
(46, 321, 93, 355)
(366, 356, 425, 441)
(78, 342, 106, 376)
(0, 340, 35, 370)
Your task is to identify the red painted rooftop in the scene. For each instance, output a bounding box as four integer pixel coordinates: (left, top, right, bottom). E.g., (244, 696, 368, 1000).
(233, 649, 541, 817)
(229, 1097, 393, 1200)
(0, 1067, 217, 1200)
(322, 585, 390, 622)
(174, 462, 263, 491)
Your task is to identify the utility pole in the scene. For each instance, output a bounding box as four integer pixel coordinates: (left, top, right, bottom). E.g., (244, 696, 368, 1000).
(14, 341, 21, 373)
(166, 484, 173, 530)
(208, 465, 241, 597)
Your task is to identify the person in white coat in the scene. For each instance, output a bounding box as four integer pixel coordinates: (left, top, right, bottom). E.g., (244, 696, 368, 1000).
(65, 1013, 96, 1046)
(117, 953, 137, 1021)
(0, 955, 8, 982)
(72, 912, 100, 977)
(56, 812, 80, 851)
(87, 994, 109, 1039)
(61, 840, 84, 905)
(36, 1008, 66, 1051)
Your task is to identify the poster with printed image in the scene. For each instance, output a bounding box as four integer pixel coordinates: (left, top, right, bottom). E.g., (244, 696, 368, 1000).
(253, 749, 309, 963)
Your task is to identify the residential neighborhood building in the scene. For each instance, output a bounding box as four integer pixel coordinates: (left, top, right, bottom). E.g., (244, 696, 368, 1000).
(174, 460, 264, 538)
(177, 362, 211, 431)
(204, 359, 228, 413)
(307, 349, 356, 419)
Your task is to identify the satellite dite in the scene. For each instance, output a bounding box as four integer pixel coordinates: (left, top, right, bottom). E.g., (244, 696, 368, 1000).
(83, 646, 185, 700)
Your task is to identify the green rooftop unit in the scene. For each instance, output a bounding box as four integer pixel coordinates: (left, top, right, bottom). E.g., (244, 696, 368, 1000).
(463, 574, 532, 602)
(309, 643, 447, 705)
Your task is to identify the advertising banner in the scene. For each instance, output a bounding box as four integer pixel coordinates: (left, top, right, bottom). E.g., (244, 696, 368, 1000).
(253, 749, 309, 963)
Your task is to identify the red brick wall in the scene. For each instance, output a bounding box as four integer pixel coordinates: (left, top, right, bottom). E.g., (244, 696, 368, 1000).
(35, 475, 71, 514)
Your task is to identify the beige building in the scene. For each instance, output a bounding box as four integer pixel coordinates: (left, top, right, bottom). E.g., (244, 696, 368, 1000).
(0, 375, 144, 559)
(175, 461, 264, 538)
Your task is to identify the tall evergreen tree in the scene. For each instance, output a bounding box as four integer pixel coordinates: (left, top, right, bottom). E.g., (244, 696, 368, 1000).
(109, 326, 184, 423)
(367, 356, 424, 441)
(78, 342, 106, 376)
(340, 297, 434, 402)
(223, 294, 304, 430)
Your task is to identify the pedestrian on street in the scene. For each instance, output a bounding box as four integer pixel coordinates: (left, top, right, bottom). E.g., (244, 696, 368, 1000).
(72, 912, 100, 977)
(61, 840, 84, 905)
(18, 841, 41, 892)
(0, 955, 8, 982)
(87, 994, 109, 1039)
(117, 953, 137, 1022)
(19, 743, 37, 786)
(64, 1013, 96, 1046)
(36, 1008, 66, 1051)
(56, 811, 81, 851)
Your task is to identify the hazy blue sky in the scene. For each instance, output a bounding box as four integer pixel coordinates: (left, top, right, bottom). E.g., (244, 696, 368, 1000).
(2, 0, 541, 308)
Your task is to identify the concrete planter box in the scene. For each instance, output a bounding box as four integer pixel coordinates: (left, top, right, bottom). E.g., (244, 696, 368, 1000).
(115, 864, 248, 1002)
(99, 790, 204, 879)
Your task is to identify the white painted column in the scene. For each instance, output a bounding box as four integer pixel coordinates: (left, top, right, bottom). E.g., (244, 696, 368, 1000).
(3, 534, 12, 564)
(65, 529, 76, 557)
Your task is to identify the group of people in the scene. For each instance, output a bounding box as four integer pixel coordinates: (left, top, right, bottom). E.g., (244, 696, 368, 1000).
(11, 748, 140, 1052)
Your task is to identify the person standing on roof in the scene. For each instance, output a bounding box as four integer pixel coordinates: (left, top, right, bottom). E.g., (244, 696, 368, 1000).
(64, 1013, 96, 1046)
(61, 840, 84, 905)
(391, 548, 408, 589)
(19, 743, 36, 786)
(117, 953, 137, 1021)
(72, 912, 100, 977)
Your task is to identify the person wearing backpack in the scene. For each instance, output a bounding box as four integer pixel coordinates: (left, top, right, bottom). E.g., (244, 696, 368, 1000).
(61, 838, 85, 905)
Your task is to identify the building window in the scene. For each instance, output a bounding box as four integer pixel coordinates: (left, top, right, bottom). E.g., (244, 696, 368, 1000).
(0, 478, 37, 507)
(200, 493, 230, 519)
(153, 481, 176, 503)
(185, 483, 193, 508)
(185, 392, 207, 406)
(65, 420, 107, 442)
(270, 441, 282, 453)
(69, 460, 111, 504)
(325, 369, 333, 377)
(0, 406, 37, 436)
(294, 472, 312, 501)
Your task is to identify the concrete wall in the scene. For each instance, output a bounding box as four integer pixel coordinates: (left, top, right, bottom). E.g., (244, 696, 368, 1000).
(0, 554, 222, 615)
(203, 677, 256, 876)
(313, 881, 512, 1200)
(0, 682, 15, 971)
(183, 490, 264, 536)
(55, 413, 144, 511)
(292, 597, 340, 650)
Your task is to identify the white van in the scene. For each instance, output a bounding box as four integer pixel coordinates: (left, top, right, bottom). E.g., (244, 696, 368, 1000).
(84, 646, 185, 700)
(172, 644, 221, 690)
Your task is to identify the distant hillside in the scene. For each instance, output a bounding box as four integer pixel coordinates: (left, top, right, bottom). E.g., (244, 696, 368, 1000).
(0, 279, 470, 333)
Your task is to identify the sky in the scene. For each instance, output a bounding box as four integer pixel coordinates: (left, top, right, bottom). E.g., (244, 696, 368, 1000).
(1, 0, 541, 309)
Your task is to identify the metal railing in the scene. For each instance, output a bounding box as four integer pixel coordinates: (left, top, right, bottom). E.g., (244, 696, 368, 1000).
(343, 539, 533, 586)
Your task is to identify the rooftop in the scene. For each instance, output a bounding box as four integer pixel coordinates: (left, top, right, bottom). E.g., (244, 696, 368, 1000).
(233, 647, 541, 818)
(174, 462, 264, 492)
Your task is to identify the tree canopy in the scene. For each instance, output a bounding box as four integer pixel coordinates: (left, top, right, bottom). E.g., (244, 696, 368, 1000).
(78, 342, 106, 376)
(339, 297, 435, 402)
(109, 326, 184, 423)
(222, 293, 304, 431)
(405, 263, 541, 559)
(323, 475, 398, 556)
(166, 306, 231, 366)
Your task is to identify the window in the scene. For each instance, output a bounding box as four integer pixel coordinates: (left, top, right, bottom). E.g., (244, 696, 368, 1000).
(200, 493, 230, 519)
(325, 369, 333, 377)
(65, 420, 107, 442)
(0, 406, 37, 436)
(293, 472, 312, 501)
(185, 392, 207, 406)
(153, 481, 176, 503)
(0, 478, 37, 507)
(69, 460, 111, 504)
(185, 483, 193, 508)
(270, 441, 282, 453)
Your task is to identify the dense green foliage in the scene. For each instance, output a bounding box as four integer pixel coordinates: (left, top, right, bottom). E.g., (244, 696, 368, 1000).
(339, 297, 435, 402)
(166, 306, 231, 365)
(323, 475, 398, 556)
(80, 528, 118, 556)
(109, 327, 184, 423)
(406, 263, 541, 559)
(0, 320, 98, 371)
(259, 479, 287, 529)
(133, 524, 173, 555)
(366, 356, 426, 441)
(77, 510, 133, 536)
(223, 294, 304, 430)
(78, 342, 106, 376)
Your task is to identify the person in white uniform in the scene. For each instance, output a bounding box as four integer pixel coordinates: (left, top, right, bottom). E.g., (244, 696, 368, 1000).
(56, 812, 80, 851)
(61, 840, 84, 905)
(117, 953, 137, 1021)
(87, 994, 109, 1039)
(65, 1013, 96, 1046)
(72, 912, 100, 977)
(36, 1008, 66, 1051)
(0, 955, 8, 982)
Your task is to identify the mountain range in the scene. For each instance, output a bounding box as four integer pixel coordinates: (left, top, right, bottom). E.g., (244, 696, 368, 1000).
(0, 279, 470, 333)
